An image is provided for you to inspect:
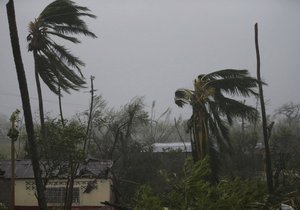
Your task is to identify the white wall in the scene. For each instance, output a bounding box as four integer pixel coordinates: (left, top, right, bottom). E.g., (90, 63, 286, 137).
(15, 178, 112, 206)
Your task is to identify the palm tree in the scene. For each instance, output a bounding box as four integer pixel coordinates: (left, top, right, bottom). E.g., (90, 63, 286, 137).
(6, 0, 47, 209)
(27, 0, 97, 136)
(175, 69, 260, 180)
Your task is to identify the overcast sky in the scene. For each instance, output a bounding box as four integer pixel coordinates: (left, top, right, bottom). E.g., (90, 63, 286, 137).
(0, 0, 300, 120)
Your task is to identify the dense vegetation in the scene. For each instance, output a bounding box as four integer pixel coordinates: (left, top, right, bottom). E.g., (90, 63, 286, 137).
(3, 0, 300, 209)
(1, 98, 300, 209)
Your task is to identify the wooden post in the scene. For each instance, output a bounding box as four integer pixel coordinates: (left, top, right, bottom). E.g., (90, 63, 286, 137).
(255, 23, 273, 193)
(8, 109, 20, 210)
(11, 140, 15, 210)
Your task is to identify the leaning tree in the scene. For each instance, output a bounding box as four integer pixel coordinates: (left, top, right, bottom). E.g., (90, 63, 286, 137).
(175, 69, 260, 181)
(6, 0, 47, 209)
(27, 0, 97, 136)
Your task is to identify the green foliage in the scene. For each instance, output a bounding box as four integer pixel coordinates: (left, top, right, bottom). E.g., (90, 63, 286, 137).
(222, 126, 263, 179)
(0, 203, 8, 210)
(162, 158, 267, 210)
(7, 127, 19, 141)
(270, 125, 300, 191)
(133, 185, 163, 210)
(26, 118, 87, 183)
(7, 109, 21, 142)
(88, 97, 148, 159)
(271, 126, 298, 154)
(214, 178, 266, 209)
(40, 118, 86, 161)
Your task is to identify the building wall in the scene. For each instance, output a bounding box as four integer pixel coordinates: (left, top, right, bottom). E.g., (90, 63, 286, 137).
(0, 179, 11, 208)
(15, 178, 112, 207)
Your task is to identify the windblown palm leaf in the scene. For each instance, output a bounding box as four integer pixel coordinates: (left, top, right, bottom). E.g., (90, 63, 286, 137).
(175, 69, 260, 163)
(27, 0, 97, 94)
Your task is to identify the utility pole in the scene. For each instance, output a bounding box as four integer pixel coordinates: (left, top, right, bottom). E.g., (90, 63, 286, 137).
(255, 23, 273, 193)
(7, 109, 20, 210)
(11, 141, 15, 210)
(84, 75, 96, 153)
(65, 76, 96, 210)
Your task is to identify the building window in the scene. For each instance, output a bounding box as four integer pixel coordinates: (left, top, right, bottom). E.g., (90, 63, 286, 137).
(46, 187, 80, 204)
(72, 188, 80, 204)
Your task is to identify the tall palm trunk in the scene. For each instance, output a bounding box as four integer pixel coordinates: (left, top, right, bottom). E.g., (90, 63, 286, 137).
(6, 1, 47, 209)
(192, 107, 209, 161)
(255, 23, 273, 193)
(33, 50, 46, 139)
(58, 86, 65, 127)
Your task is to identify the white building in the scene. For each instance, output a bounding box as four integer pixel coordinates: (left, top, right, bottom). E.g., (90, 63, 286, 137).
(152, 142, 192, 153)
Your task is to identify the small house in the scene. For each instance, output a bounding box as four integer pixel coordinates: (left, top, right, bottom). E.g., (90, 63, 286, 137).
(0, 159, 114, 210)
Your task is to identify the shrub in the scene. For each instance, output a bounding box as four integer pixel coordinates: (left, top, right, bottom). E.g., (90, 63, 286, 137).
(0, 203, 8, 210)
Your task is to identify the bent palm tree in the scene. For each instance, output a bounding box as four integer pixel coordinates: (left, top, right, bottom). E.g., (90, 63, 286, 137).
(27, 0, 97, 136)
(6, 0, 47, 209)
(175, 69, 260, 170)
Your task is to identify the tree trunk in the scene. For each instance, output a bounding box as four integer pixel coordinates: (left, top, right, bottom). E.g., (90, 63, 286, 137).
(192, 109, 208, 161)
(255, 23, 273, 193)
(58, 86, 65, 127)
(6, 1, 47, 209)
(64, 162, 79, 210)
(33, 50, 46, 139)
(64, 170, 74, 210)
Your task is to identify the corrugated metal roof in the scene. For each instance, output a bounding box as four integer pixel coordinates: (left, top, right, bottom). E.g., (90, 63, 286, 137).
(0, 159, 113, 179)
(152, 142, 192, 152)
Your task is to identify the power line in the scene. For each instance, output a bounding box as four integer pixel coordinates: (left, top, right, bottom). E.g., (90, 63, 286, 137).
(0, 91, 87, 107)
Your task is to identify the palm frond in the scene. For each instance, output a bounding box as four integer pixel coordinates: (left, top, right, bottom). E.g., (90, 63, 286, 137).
(39, 47, 86, 93)
(207, 104, 230, 145)
(207, 77, 259, 97)
(207, 140, 220, 184)
(39, 0, 96, 25)
(175, 89, 193, 107)
(36, 54, 59, 94)
(36, 55, 69, 94)
(39, 0, 97, 39)
(48, 25, 97, 38)
(213, 96, 259, 122)
(45, 39, 85, 73)
(46, 31, 81, 43)
(203, 69, 249, 80)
